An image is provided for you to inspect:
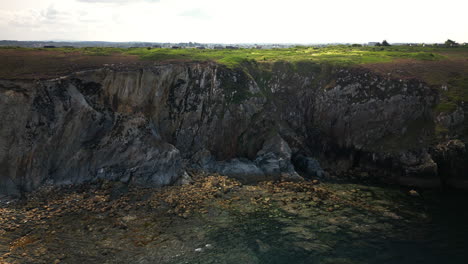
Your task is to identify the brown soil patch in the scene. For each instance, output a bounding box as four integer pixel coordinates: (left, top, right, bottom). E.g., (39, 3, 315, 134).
(0, 49, 142, 80)
(360, 57, 468, 86)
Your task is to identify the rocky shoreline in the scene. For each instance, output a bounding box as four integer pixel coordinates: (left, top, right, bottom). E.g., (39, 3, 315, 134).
(2, 173, 455, 264)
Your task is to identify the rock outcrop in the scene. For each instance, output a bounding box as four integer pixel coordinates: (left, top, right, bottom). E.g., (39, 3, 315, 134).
(0, 78, 184, 195)
(431, 140, 468, 188)
(0, 61, 465, 195)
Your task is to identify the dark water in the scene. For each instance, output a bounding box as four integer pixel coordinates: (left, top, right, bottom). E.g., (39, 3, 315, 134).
(182, 187, 468, 264)
(397, 191, 468, 264)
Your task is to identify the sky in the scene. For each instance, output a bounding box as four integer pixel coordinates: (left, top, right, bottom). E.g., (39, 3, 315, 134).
(0, 0, 467, 44)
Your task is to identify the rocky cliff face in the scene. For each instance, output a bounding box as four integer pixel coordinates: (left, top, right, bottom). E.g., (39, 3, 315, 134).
(0, 61, 465, 195)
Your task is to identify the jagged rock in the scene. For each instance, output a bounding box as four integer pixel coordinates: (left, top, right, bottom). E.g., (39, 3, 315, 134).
(191, 149, 214, 168)
(313, 70, 437, 151)
(0, 62, 461, 194)
(436, 107, 465, 129)
(431, 140, 468, 188)
(293, 154, 324, 178)
(255, 134, 301, 179)
(255, 152, 282, 176)
(396, 150, 440, 188)
(204, 158, 266, 184)
(0, 77, 186, 195)
(174, 171, 193, 186)
(192, 135, 302, 183)
(190, 149, 265, 183)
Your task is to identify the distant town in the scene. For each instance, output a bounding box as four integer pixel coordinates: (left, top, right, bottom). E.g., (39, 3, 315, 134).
(1, 40, 466, 49)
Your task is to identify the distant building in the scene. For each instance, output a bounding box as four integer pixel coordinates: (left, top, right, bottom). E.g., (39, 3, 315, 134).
(196, 46, 206, 49)
(367, 42, 379, 46)
(171, 46, 181, 49)
(214, 45, 224, 49)
(226, 45, 239, 49)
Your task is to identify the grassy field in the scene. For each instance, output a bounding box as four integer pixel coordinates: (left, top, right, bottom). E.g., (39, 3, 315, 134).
(122, 45, 452, 67)
(1, 45, 466, 70)
(2, 45, 465, 68)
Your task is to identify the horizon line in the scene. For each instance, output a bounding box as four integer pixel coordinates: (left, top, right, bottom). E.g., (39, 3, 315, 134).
(2, 39, 463, 45)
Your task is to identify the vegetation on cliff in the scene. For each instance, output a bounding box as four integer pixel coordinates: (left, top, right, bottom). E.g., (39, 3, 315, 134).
(1, 45, 465, 73)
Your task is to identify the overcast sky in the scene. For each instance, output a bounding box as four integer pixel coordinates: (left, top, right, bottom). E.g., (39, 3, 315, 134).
(0, 0, 467, 43)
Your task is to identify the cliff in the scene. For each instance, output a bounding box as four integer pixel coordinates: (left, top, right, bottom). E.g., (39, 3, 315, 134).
(0, 61, 466, 195)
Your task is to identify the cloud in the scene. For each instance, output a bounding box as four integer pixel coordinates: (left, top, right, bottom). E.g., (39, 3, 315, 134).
(77, 0, 160, 3)
(0, 4, 103, 31)
(179, 8, 211, 20)
(2, 6, 68, 29)
(40, 6, 72, 23)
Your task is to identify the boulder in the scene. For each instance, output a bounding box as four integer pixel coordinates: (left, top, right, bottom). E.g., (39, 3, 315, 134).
(194, 134, 303, 183)
(432, 140, 468, 189)
(397, 150, 440, 188)
(255, 134, 301, 179)
(205, 158, 266, 184)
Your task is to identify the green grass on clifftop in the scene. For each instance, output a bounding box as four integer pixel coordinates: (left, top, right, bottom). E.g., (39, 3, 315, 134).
(1, 45, 466, 79)
(2, 45, 459, 69)
(123, 45, 450, 67)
